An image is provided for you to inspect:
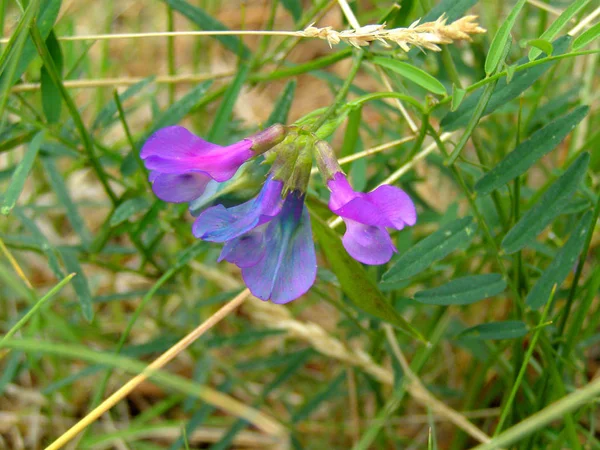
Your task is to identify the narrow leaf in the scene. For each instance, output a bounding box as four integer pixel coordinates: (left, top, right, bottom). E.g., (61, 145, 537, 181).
(311, 215, 425, 342)
(475, 106, 589, 196)
(1, 132, 44, 215)
(42, 157, 93, 248)
(414, 274, 507, 305)
(373, 57, 447, 95)
(527, 39, 553, 57)
(526, 212, 593, 309)
(162, 0, 250, 57)
(281, 0, 302, 22)
(451, 84, 467, 111)
(459, 321, 528, 340)
(59, 248, 93, 321)
(208, 64, 250, 143)
(485, 0, 527, 74)
(501, 152, 590, 254)
(0, 0, 61, 86)
(150, 80, 213, 134)
(382, 217, 477, 283)
(93, 76, 155, 131)
(41, 64, 62, 123)
(266, 79, 296, 127)
(573, 21, 600, 50)
(442, 36, 571, 131)
(529, 0, 589, 60)
(110, 198, 152, 227)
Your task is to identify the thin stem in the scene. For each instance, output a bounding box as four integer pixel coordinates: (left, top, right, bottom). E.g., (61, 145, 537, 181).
(311, 49, 365, 132)
(45, 289, 251, 450)
(494, 287, 555, 435)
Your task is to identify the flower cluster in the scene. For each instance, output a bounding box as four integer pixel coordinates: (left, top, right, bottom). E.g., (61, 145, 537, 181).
(141, 123, 416, 303)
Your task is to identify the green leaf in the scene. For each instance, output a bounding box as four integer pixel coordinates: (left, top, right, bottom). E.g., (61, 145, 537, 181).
(414, 274, 507, 306)
(442, 36, 571, 131)
(0, 0, 40, 119)
(382, 217, 477, 284)
(266, 79, 296, 127)
(459, 321, 528, 340)
(41, 32, 64, 124)
(93, 76, 155, 131)
(475, 106, 589, 196)
(485, 0, 527, 74)
(526, 212, 593, 309)
(311, 215, 425, 342)
(110, 198, 152, 227)
(501, 152, 590, 254)
(372, 57, 447, 95)
(162, 0, 250, 57)
(529, 0, 589, 60)
(526, 38, 553, 57)
(208, 64, 250, 143)
(13, 208, 64, 278)
(451, 84, 467, 111)
(59, 247, 93, 321)
(341, 105, 362, 158)
(1, 132, 44, 215)
(42, 157, 92, 248)
(281, 0, 302, 22)
(0, 0, 61, 86)
(573, 21, 600, 50)
(150, 80, 213, 134)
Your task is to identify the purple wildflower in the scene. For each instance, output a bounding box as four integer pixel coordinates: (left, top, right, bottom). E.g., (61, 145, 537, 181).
(141, 124, 285, 203)
(327, 172, 417, 265)
(194, 177, 317, 303)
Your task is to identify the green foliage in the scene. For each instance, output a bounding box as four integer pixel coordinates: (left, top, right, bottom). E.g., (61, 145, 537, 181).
(0, 1, 598, 449)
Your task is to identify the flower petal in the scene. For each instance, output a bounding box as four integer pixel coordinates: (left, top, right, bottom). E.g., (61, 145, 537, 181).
(151, 172, 211, 203)
(242, 196, 317, 304)
(342, 219, 397, 265)
(330, 196, 392, 227)
(327, 172, 358, 210)
(218, 228, 267, 268)
(192, 178, 283, 242)
(366, 185, 417, 227)
(140, 126, 219, 160)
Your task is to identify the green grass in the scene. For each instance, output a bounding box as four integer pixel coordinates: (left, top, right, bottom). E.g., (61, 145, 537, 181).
(0, 0, 599, 448)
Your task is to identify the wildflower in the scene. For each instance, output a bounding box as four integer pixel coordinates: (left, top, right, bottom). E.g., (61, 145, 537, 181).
(141, 124, 286, 203)
(193, 136, 317, 304)
(316, 141, 416, 265)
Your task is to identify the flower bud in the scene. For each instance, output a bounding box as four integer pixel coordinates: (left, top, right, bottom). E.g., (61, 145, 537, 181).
(249, 124, 287, 154)
(314, 140, 343, 182)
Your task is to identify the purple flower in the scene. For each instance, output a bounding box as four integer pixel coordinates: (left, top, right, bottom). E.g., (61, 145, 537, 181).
(327, 172, 416, 265)
(141, 124, 285, 203)
(194, 178, 317, 303)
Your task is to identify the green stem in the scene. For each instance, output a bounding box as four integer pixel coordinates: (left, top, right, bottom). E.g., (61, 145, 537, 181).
(311, 50, 365, 132)
(30, 27, 118, 204)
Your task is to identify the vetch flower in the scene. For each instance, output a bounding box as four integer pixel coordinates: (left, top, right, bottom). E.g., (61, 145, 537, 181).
(192, 139, 317, 304)
(222, 192, 317, 304)
(141, 124, 286, 203)
(316, 141, 416, 265)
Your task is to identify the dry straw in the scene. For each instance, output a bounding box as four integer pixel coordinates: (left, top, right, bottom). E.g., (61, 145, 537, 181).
(303, 15, 486, 51)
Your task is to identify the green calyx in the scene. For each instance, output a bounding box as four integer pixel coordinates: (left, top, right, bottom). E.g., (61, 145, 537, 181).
(269, 131, 315, 195)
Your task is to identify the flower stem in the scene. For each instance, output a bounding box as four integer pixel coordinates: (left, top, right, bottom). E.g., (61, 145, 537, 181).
(311, 49, 365, 133)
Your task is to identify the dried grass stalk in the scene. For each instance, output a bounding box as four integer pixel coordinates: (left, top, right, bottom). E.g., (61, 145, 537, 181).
(304, 15, 486, 51)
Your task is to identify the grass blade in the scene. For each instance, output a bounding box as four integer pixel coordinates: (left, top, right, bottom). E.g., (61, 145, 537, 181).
(1, 131, 44, 215)
(373, 57, 447, 95)
(414, 274, 507, 306)
(501, 152, 590, 254)
(382, 217, 477, 283)
(485, 0, 527, 74)
(475, 106, 589, 196)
